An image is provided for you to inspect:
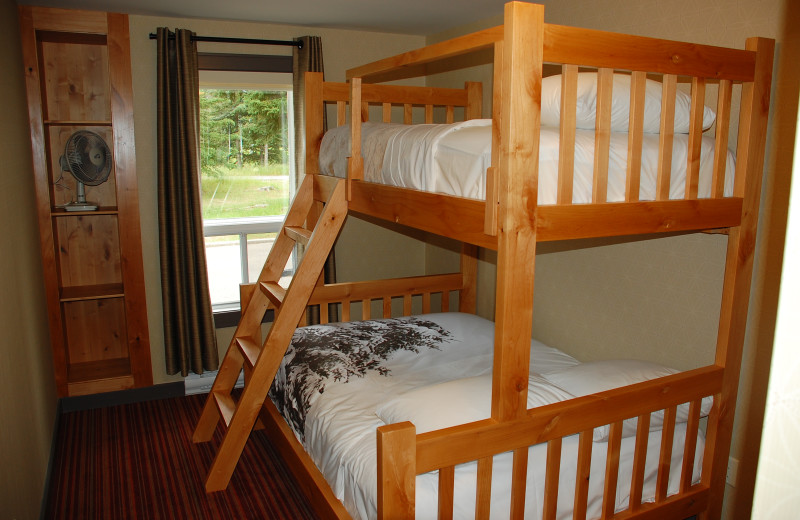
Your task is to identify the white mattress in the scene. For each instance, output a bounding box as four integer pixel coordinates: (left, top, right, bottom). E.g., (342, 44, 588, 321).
(318, 120, 735, 204)
(269, 312, 704, 519)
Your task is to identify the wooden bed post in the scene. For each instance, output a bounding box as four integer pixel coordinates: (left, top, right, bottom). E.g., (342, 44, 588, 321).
(703, 36, 774, 520)
(459, 243, 478, 314)
(491, 1, 544, 422)
(377, 422, 416, 519)
(305, 71, 324, 175)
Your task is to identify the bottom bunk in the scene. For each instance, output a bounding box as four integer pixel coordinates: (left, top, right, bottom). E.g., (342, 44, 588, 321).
(259, 311, 714, 520)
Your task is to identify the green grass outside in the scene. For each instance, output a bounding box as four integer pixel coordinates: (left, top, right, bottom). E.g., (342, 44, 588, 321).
(201, 164, 291, 220)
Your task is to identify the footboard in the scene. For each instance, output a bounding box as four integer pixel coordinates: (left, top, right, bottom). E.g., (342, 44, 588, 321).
(378, 366, 720, 519)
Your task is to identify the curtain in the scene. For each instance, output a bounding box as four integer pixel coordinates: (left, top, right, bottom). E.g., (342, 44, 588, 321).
(293, 36, 337, 323)
(156, 28, 218, 376)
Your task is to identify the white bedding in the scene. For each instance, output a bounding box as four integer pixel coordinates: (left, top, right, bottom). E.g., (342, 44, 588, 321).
(318, 120, 735, 204)
(269, 312, 705, 519)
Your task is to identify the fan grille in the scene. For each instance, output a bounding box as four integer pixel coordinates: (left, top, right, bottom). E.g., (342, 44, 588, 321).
(62, 131, 112, 186)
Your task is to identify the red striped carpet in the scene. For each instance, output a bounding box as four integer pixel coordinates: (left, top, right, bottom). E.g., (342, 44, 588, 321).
(45, 394, 318, 519)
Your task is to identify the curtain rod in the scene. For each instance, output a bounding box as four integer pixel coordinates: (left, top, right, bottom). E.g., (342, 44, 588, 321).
(148, 33, 302, 48)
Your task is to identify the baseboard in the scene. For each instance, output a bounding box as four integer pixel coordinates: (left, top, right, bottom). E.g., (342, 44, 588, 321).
(59, 382, 186, 413)
(184, 370, 244, 395)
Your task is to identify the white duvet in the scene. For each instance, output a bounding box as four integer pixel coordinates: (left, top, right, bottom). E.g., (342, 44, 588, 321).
(318, 120, 735, 204)
(269, 313, 705, 519)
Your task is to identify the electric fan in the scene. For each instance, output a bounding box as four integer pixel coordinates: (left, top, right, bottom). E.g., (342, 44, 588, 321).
(58, 130, 112, 211)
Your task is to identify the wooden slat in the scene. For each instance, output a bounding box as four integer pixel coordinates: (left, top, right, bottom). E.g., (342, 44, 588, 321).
(685, 77, 706, 199)
(403, 294, 412, 316)
(422, 293, 431, 314)
(438, 466, 455, 520)
(602, 422, 623, 518)
(403, 104, 412, 124)
(235, 337, 260, 371)
(341, 300, 350, 322)
(510, 447, 529, 518)
(626, 71, 647, 202)
(574, 431, 593, 519)
(680, 400, 702, 492)
(337, 100, 346, 126)
(543, 24, 756, 81)
(609, 487, 709, 520)
(348, 78, 364, 183)
(593, 68, 613, 203)
(484, 42, 503, 237)
(260, 281, 286, 308)
(656, 74, 677, 200)
(542, 439, 561, 520)
(656, 406, 677, 502)
(712, 79, 733, 198)
(536, 198, 743, 241)
(557, 64, 578, 204)
(416, 366, 723, 473)
(308, 273, 463, 305)
(285, 225, 312, 246)
(425, 104, 433, 123)
(629, 413, 652, 512)
(213, 391, 236, 427)
(29, 6, 107, 33)
(305, 72, 325, 174)
(383, 297, 392, 318)
(382, 102, 391, 122)
(458, 243, 479, 314)
(319, 302, 329, 324)
(445, 105, 454, 123)
(360, 83, 469, 107)
(441, 290, 450, 312)
(377, 423, 416, 520)
(475, 457, 493, 519)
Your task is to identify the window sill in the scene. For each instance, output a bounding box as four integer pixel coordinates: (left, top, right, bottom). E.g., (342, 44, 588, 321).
(213, 306, 275, 329)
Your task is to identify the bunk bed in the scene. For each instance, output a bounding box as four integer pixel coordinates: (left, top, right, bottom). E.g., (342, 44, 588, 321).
(192, 3, 774, 519)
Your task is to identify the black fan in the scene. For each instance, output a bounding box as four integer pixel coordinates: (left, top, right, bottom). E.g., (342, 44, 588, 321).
(58, 130, 112, 211)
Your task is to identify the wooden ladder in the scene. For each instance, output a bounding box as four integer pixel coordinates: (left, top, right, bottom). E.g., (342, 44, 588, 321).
(192, 174, 348, 492)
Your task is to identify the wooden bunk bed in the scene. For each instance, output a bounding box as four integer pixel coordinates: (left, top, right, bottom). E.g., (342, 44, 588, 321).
(192, 2, 774, 519)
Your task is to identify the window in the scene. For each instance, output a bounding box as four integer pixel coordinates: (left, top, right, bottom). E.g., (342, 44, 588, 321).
(199, 65, 294, 312)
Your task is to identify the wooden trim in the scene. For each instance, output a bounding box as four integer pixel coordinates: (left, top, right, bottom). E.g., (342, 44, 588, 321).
(377, 423, 416, 519)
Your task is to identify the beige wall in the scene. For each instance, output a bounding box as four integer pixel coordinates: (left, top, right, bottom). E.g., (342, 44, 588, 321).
(0, 0, 59, 516)
(127, 15, 427, 384)
(425, 1, 790, 518)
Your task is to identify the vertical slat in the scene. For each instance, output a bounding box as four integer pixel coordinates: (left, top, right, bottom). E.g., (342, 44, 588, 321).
(445, 105, 454, 124)
(383, 102, 392, 123)
(422, 293, 431, 314)
(542, 439, 562, 520)
(377, 423, 416, 520)
(593, 68, 613, 203)
(685, 77, 706, 199)
(602, 422, 623, 519)
(475, 457, 493, 520)
(656, 406, 678, 502)
(304, 71, 325, 175)
(459, 243, 479, 314)
(680, 400, 702, 492)
(510, 447, 529, 518)
(348, 78, 364, 184)
(573, 431, 593, 518)
(656, 74, 677, 200)
(558, 64, 578, 204)
(361, 101, 369, 122)
(337, 100, 346, 127)
(425, 104, 434, 123)
(438, 466, 455, 520)
(712, 79, 733, 198)
(629, 413, 651, 512)
(319, 302, 329, 324)
(626, 71, 647, 202)
(383, 297, 392, 318)
(484, 43, 503, 236)
(341, 300, 350, 322)
(403, 294, 412, 316)
(403, 103, 412, 124)
(441, 290, 450, 312)
(297, 309, 307, 327)
(465, 81, 483, 120)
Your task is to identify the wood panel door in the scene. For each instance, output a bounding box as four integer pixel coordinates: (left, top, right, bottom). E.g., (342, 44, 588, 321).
(19, 7, 152, 396)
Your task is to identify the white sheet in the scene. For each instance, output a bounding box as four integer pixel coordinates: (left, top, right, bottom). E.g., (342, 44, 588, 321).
(318, 120, 736, 204)
(270, 313, 704, 519)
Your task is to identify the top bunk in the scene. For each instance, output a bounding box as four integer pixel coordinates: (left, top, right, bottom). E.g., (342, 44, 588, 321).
(304, 2, 773, 249)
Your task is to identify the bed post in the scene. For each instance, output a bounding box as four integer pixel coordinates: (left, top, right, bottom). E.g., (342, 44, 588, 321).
(459, 243, 478, 314)
(491, 1, 544, 421)
(377, 422, 416, 519)
(305, 71, 324, 176)
(703, 36, 774, 520)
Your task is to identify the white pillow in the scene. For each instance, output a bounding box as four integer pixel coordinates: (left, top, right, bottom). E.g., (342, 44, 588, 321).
(542, 359, 713, 442)
(540, 72, 716, 134)
(375, 373, 574, 434)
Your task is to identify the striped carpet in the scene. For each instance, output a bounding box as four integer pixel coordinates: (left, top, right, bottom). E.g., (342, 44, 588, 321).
(45, 393, 318, 519)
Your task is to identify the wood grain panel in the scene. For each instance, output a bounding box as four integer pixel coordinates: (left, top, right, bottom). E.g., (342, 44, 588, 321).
(63, 297, 128, 363)
(40, 40, 110, 122)
(55, 214, 122, 287)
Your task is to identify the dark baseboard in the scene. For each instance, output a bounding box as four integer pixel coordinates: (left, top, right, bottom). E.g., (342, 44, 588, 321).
(59, 382, 186, 413)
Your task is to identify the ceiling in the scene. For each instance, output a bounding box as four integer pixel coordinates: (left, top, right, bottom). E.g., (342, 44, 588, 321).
(15, 0, 510, 35)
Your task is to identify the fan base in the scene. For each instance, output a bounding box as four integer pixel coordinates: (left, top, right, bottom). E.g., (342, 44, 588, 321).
(61, 202, 98, 212)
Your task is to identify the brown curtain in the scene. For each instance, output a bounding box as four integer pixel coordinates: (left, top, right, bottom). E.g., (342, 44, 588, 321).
(156, 27, 218, 376)
(293, 36, 337, 322)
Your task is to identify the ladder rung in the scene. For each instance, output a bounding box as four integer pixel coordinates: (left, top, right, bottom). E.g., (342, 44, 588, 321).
(235, 337, 260, 370)
(213, 391, 236, 427)
(260, 281, 286, 308)
(284, 226, 312, 246)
